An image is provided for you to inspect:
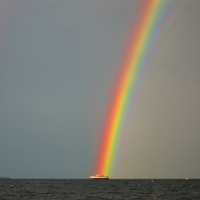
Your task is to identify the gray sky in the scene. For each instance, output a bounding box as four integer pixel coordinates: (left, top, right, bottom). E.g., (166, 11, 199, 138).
(0, 0, 200, 179)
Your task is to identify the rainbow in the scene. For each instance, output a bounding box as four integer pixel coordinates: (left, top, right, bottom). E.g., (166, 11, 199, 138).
(94, 0, 174, 176)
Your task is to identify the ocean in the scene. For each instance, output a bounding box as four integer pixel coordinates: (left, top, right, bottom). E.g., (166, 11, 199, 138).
(0, 179, 200, 199)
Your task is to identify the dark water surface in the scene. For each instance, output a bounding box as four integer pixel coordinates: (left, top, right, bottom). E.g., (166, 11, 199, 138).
(0, 179, 200, 199)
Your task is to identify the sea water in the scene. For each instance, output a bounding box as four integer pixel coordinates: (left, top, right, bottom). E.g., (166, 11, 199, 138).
(0, 179, 200, 199)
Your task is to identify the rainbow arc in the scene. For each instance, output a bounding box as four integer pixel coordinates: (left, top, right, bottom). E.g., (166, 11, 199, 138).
(94, 0, 174, 176)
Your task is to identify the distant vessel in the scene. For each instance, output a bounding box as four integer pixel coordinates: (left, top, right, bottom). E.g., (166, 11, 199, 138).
(0, 177, 10, 179)
(90, 174, 109, 180)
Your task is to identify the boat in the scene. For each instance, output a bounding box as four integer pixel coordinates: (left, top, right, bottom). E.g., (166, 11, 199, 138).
(0, 177, 10, 179)
(90, 174, 109, 180)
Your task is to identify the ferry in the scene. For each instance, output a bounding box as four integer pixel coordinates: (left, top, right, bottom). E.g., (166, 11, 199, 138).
(90, 174, 109, 180)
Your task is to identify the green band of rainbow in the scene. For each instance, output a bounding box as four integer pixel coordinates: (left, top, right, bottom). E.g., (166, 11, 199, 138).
(94, 0, 173, 176)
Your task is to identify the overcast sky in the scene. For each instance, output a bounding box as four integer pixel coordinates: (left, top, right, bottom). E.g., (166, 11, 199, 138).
(0, 0, 200, 179)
